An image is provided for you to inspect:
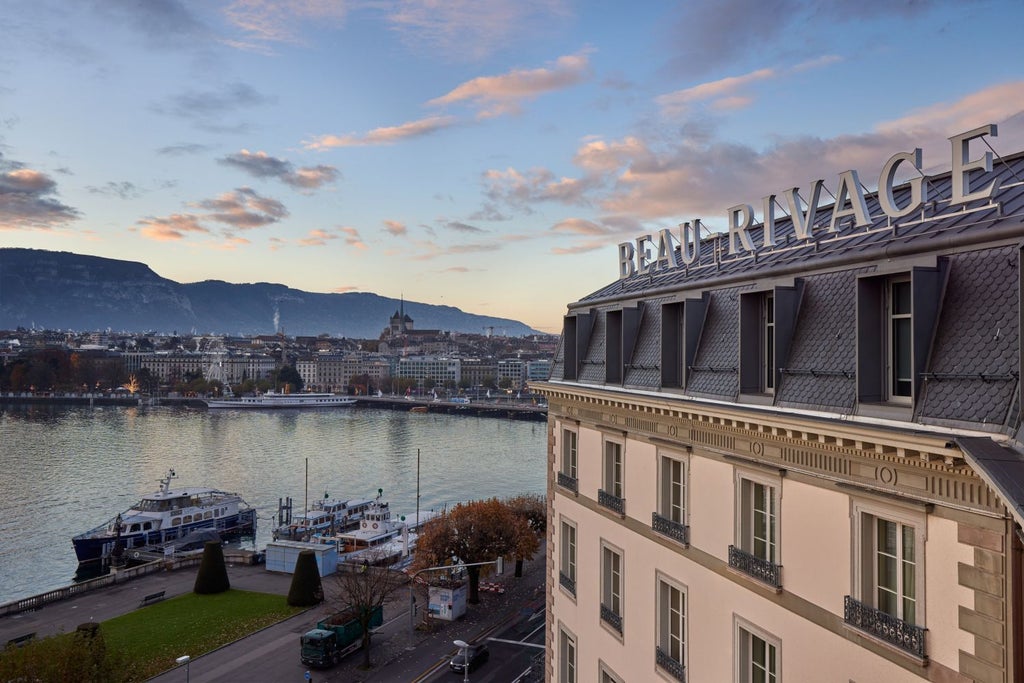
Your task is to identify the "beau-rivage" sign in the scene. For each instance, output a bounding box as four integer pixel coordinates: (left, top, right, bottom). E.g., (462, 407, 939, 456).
(618, 124, 1003, 280)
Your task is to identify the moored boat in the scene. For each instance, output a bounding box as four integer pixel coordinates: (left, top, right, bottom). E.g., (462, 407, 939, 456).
(205, 391, 356, 409)
(274, 493, 377, 541)
(71, 469, 256, 563)
(311, 496, 440, 565)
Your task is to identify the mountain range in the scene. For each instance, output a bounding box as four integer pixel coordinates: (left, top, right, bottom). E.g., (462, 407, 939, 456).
(0, 249, 541, 338)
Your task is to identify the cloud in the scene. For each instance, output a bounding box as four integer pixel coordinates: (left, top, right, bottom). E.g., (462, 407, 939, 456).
(656, 68, 776, 116)
(157, 143, 214, 156)
(332, 285, 359, 293)
(135, 213, 210, 241)
(386, 0, 571, 61)
(445, 221, 486, 233)
(663, 0, 944, 79)
(218, 149, 339, 190)
(154, 82, 274, 132)
(383, 220, 407, 236)
(137, 186, 290, 242)
(339, 226, 367, 249)
(409, 239, 502, 261)
(482, 166, 593, 210)
(428, 51, 591, 119)
(93, 0, 211, 48)
(191, 187, 288, 229)
(86, 181, 142, 200)
(585, 82, 1024, 225)
(552, 241, 607, 255)
(551, 217, 611, 236)
(0, 155, 80, 230)
(304, 116, 457, 149)
(222, 0, 349, 49)
(656, 57, 839, 117)
(296, 228, 340, 247)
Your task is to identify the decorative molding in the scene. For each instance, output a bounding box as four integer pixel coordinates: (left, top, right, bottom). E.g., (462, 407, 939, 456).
(542, 389, 1003, 517)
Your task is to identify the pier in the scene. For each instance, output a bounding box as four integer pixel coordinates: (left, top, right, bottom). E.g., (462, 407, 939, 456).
(0, 392, 548, 420)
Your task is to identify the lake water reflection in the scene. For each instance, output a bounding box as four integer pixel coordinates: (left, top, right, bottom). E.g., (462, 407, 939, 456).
(0, 404, 547, 605)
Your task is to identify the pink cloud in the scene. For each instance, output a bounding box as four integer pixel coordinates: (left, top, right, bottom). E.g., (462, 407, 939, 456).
(383, 219, 407, 236)
(136, 213, 209, 241)
(429, 51, 590, 118)
(304, 116, 457, 149)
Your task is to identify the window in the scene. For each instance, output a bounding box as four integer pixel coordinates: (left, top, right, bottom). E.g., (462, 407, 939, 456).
(599, 664, 624, 683)
(601, 544, 623, 633)
(599, 440, 625, 514)
(846, 501, 927, 657)
(857, 266, 944, 406)
(656, 577, 687, 682)
(887, 278, 912, 401)
(736, 622, 779, 683)
(654, 453, 689, 545)
(730, 473, 782, 587)
(559, 519, 577, 596)
(559, 428, 578, 493)
(559, 628, 577, 683)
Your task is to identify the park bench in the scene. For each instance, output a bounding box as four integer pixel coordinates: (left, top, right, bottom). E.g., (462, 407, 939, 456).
(139, 590, 166, 607)
(7, 632, 35, 648)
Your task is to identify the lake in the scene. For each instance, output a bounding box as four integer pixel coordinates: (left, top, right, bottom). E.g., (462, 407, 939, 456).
(0, 404, 548, 605)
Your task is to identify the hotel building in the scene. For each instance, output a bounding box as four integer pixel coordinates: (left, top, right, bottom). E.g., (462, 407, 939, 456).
(533, 125, 1024, 682)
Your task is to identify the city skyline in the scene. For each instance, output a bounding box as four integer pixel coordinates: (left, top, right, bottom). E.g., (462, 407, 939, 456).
(3, 1, 1024, 334)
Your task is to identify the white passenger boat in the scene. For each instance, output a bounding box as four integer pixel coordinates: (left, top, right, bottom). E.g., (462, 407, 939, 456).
(204, 391, 357, 409)
(274, 494, 377, 541)
(311, 497, 440, 565)
(71, 469, 256, 563)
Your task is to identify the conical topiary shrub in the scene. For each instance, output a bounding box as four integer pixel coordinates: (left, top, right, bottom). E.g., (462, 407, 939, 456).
(287, 549, 324, 606)
(193, 541, 231, 594)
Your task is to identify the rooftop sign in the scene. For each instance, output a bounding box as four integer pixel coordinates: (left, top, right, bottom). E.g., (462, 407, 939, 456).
(617, 124, 1001, 280)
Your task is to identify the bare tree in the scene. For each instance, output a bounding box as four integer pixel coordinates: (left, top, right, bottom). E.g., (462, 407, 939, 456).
(332, 552, 407, 668)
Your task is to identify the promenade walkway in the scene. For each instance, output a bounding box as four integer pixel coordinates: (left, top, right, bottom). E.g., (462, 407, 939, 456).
(1, 548, 547, 682)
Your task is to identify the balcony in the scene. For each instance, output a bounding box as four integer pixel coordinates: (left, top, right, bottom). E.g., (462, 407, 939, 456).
(655, 647, 686, 682)
(600, 603, 622, 634)
(652, 512, 689, 546)
(556, 471, 578, 494)
(844, 596, 926, 659)
(728, 545, 782, 588)
(558, 571, 576, 596)
(598, 489, 625, 515)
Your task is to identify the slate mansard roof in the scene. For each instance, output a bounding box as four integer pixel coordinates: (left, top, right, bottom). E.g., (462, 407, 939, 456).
(546, 145, 1024, 525)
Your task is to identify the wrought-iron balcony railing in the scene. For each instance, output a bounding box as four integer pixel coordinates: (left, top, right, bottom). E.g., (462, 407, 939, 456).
(557, 471, 578, 493)
(728, 545, 782, 588)
(655, 646, 686, 682)
(558, 571, 576, 596)
(600, 603, 623, 633)
(652, 512, 690, 546)
(598, 489, 625, 515)
(844, 596, 927, 659)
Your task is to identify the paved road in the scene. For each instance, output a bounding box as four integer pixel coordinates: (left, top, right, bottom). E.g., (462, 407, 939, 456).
(2, 550, 546, 683)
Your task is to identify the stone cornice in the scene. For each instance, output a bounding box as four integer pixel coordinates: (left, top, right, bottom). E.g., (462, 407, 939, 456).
(536, 381, 1008, 518)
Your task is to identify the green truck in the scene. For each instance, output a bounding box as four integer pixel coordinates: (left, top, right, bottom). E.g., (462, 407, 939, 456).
(300, 605, 384, 668)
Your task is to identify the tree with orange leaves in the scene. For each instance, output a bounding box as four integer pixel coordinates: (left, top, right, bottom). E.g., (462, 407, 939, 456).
(412, 497, 536, 604)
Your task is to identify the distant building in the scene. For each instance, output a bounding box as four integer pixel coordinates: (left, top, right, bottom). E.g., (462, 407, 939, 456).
(534, 128, 1024, 682)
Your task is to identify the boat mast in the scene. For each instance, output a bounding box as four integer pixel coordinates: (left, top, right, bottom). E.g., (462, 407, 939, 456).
(416, 448, 420, 530)
(304, 457, 308, 516)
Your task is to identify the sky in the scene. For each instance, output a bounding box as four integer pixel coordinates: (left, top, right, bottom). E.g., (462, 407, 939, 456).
(3, 1, 1024, 335)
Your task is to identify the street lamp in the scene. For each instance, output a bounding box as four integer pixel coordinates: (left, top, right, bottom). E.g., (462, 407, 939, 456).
(454, 639, 470, 683)
(175, 655, 191, 683)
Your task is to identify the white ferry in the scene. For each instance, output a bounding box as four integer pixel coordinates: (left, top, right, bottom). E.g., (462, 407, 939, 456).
(72, 469, 256, 563)
(204, 391, 357, 409)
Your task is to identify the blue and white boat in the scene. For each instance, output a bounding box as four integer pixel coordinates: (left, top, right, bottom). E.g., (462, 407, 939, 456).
(71, 469, 256, 563)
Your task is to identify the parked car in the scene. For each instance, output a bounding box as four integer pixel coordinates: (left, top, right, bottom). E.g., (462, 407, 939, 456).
(449, 642, 489, 674)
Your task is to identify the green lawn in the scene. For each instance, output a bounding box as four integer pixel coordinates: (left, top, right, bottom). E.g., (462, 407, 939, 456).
(102, 590, 304, 681)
